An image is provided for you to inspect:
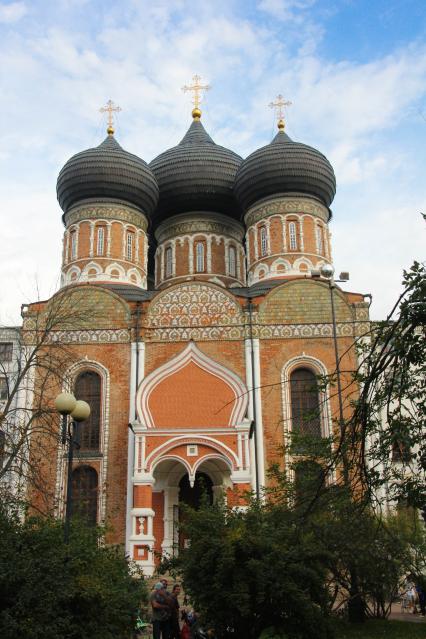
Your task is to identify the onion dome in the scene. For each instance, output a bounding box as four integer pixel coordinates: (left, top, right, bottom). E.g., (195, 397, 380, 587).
(149, 117, 242, 225)
(234, 123, 336, 212)
(57, 133, 159, 216)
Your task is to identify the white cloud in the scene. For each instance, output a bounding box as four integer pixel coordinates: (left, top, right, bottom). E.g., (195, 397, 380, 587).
(0, 1, 27, 23)
(0, 1, 425, 323)
(258, 0, 316, 22)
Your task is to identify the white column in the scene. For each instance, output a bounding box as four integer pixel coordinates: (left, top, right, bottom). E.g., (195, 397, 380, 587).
(136, 230, 140, 263)
(89, 221, 95, 257)
(244, 338, 255, 491)
(160, 245, 165, 281)
(106, 222, 112, 257)
(206, 236, 212, 273)
(245, 232, 250, 268)
(253, 338, 265, 489)
(122, 224, 127, 259)
(64, 230, 69, 264)
(189, 237, 194, 274)
(281, 216, 287, 251)
(299, 218, 304, 251)
(126, 342, 137, 554)
(253, 226, 259, 260)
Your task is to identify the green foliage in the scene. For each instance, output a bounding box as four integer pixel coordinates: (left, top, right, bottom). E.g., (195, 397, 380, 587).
(0, 507, 147, 639)
(331, 619, 426, 639)
(170, 498, 333, 639)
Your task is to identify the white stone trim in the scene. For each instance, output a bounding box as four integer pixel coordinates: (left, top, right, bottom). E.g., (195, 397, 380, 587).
(136, 342, 248, 429)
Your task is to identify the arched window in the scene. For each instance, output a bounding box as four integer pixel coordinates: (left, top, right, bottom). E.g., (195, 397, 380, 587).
(316, 225, 323, 254)
(290, 368, 321, 437)
(196, 242, 205, 273)
(96, 227, 105, 256)
(289, 222, 297, 250)
(260, 226, 268, 256)
(74, 371, 101, 451)
(229, 246, 236, 277)
(126, 232, 134, 261)
(71, 466, 98, 526)
(165, 246, 173, 278)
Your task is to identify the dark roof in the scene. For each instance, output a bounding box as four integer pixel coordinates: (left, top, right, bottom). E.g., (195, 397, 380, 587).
(57, 135, 159, 216)
(149, 119, 243, 225)
(101, 283, 156, 301)
(234, 129, 336, 211)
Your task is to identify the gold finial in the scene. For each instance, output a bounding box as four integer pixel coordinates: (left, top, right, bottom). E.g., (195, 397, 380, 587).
(269, 94, 292, 131)
(182, 74, 210, 120)
(99, 99, 122, 135)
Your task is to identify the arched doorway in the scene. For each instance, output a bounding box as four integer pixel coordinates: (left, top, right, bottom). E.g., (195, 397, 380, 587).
(178, 472, 214, 549)
(178, 472, 213, 509)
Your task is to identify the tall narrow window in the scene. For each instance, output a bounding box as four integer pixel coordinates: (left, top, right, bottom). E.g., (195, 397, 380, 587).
(71, 466, 98, 526)
(96, 227, 105, 256)
(0, 377, 8, 401)
(71, 230, 77, 259)
(294, 460, 323, 504)
(165, 246, 173, 278)
(196, 242, 205, 273)
(316, 225, 323, 254)
(289, 222, 297, 250)
(229, 246, 236, 277)
(74, 371, 101, 451)
(0, 343, 13, 362)
(290, 368, 321, 437)
(260, 226, 268, 256)
(126, 232, 134, 261)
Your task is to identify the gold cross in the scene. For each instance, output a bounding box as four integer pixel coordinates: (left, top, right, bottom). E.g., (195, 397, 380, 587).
(269, 94, 292, 130)
(182, 74, 210, 119)
(99, 99, 122, 135)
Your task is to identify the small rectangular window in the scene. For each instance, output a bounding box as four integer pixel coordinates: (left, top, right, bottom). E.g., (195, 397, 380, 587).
(229, 246, 236, 277)
(126, 233, 134, 261)
(0, 343, 13, 362)
(289, 222, 297, 250)
(0, 377, 8, 401)
(71, 231, 77, 259)
(260, 227, 268, 256)
(97, 227, 105, 256)
(196, 242, 205, 273)
(187, 445, 198, 457)
(165, 246, 173, 278)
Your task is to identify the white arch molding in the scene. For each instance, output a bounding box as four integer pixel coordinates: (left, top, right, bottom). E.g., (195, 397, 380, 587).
(54, 359, 111, 523)
(136, 341, 248, 428)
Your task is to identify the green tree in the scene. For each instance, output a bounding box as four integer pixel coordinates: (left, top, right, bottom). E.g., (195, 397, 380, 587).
(0, 506, 147, 639)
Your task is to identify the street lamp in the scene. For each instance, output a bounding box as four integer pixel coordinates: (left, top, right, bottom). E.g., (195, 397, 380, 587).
(55, 392, 90, 543)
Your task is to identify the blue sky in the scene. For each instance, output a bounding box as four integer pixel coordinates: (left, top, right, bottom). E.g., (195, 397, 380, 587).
(0, 0, 425, 322)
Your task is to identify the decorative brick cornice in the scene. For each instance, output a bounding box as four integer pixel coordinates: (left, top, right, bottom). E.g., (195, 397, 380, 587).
(64, 204, 148, 231)
(245, 196, 329, 227)
(155, 212, 244, 243)
(144, 321, 370, 342)
(44, 328, 131, 344)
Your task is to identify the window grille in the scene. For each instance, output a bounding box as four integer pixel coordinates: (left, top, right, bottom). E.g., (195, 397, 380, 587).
(165, 246, 173, 278)
(260, 227, 268, 256)
(74, 371, 101, 451)
(392, 440, 411, 463)
(229, 246, 236, 277)
(71, 466, 98, 526)
(294, 460, 323, 503)
(97, 227, 105, 256)
(289, 222, 297, 250)
(316, 225, 323, 254)
(290, 368, 321, 437)
(0, 343, 13, 362)
(196, 242, 205, 273)
(126, 232, 134, 261)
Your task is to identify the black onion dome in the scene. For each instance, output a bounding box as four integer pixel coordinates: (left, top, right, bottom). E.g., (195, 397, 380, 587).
(57, 134, 159, 216)
(149, 119, 242, 224)
(234, 129, 336, 211)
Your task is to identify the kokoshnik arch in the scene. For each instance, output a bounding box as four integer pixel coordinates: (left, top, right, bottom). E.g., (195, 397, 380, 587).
(21, 87, 370, 575)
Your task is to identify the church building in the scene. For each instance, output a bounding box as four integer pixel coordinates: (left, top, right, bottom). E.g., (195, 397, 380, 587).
(23, 85, 369, 575)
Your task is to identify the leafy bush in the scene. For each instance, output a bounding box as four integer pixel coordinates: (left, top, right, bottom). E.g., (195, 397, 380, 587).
(0, 507, 147, 638)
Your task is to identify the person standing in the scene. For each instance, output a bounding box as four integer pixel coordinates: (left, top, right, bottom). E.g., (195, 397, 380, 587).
(169, 584, 182, 639)
(150, 582, 171, 639)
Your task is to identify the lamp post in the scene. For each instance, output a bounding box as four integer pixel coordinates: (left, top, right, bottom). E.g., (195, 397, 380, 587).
(55, 392, 91, 543)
